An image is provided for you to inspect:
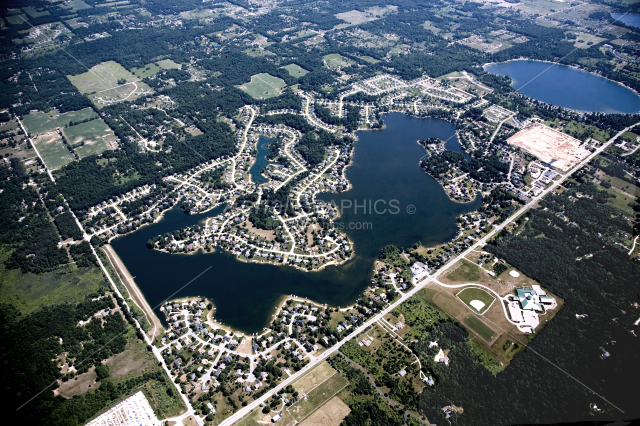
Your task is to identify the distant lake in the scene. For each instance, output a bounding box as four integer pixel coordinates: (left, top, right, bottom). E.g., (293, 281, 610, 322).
(484, 60, 640, 113)
(612, 13, 640, 29)
(112, 113, 481, 334)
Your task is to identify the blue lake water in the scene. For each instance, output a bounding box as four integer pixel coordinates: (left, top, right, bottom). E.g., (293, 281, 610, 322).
(112, 113, 480, 333)
(612, 13, 640, 29)
(484, 60, 640, 113)
(249, 135, 274, 184)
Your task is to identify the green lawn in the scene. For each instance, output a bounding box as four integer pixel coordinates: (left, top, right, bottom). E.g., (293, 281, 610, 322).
(463, 315, 496, 341)
(456, 287, 495, 314)
(445, 261, 482, 283)
(282, 63, 309, 78)
(238, 73, 286, 99)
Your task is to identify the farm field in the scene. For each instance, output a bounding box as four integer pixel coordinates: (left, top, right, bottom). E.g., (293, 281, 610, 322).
(237, 73, 286, 99)
(62, 118, 117, 158)
(33, 132, 75, 169)
(463, 315, 496, 341)
(456, 287, 496, 314)
(21, 107, 98, 135)
(288, 373, 349, 422)
(282, 63, 309, 78)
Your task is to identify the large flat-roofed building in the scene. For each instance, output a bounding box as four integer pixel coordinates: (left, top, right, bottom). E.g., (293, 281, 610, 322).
(506, 123, 590, 171)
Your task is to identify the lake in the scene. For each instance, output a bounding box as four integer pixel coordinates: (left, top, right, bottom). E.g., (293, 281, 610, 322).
(484, 60, 640, 113)
(249, 135, 274, 185)
(612, 13, 640, 29)
(111, 113, 481, 334)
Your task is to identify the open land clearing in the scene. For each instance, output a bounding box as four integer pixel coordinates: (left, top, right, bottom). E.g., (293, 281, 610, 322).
(62, 118, 118, 158)
(67, 61, 152, 105)
(292, 361, 337, 394)
(237, 73, 286, 99)
(282, 63, 309, 77)
(0, 259, 109, 314)
(33, 131, 75, 169)
(323, 54, 356, 70)
(335, 6, 397, 26)
(299, 396, 351, 426)
(131, 58, 181, 79)
(507, 123, 590, 171)
(288, 373, 349, 422)
(22, 107, 98, 135)
(68, 61, 138, 94)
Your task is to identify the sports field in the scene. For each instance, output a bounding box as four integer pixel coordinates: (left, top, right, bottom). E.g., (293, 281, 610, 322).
(282, 63, 309, 78)
(62, 118, 117, 159)
(238, 73, 286, 99)
(34, 133, 75, 170)
(463, 315, 496, 341)
(22, 107, 98, 135)
(288, 373, 349, 422)
(457, 287, 495, 314)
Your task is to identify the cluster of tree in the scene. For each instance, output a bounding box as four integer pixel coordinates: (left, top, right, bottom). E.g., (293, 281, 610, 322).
(0, 160, 69, 273)
(422, 150, 508, 183)
(258, 88, 302, 113)
(54, 115, 236, 211)
(314, 103, 361, 132)
(54, 212, 83, 241)
(296, 130, 343, 166)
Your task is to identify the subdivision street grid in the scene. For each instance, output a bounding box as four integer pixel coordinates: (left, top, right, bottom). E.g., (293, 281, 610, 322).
(15, 68, 638, 425)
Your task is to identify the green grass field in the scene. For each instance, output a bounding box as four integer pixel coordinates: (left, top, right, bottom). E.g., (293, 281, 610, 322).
(63, 119, 116, 159)
(22, 6, 50, 18)
(68, 60, 137, 94)
(60, 0, 92, 11)
(288, 373, 349, 422)
(22, 107, 98, 135)
(0, 250, 109, 314)
(359, 55, 380, 63)
(6, 14, 28, 25)
(293, 361, 336, 394)
(445, 261, 482, 283)
(238, 73, 286, 99)
(282, 63, 309, 78)
(456, 287, 495, 314)
(323, 54, 355, 70)
(34, 133, 76, 169)
(131, 59, 181, 79)
(463, 315, 496, 341)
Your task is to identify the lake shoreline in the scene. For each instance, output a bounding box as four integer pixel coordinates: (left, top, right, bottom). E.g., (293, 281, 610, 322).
(483, 59, 640, 112)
